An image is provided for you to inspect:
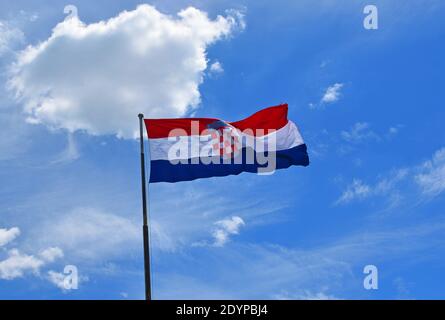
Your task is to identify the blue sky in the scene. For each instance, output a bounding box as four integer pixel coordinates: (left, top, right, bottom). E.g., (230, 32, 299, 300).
(1, 0, 445, 299)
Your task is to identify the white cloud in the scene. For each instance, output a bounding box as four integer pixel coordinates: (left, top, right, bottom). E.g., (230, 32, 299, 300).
(0, 249, 44, 280)
(341, 122, 402, 145)
(157, 218, 445, 299)
(147, 180, 288, 251)
(39, 247, 64, 262)
(0, 21, 24, 56)
(36, 208, 139, 260)
(0, 227, 20, 247)
(8, 5, 244, 138)
(209, 61, 224, 75)
(0, 241, 63, 280)
(374, 169, 409, 194)
(0, 226, 64, 280)
(388, 126, 399, 135)
(310, 83, 344, 109)
(18, 10, 39, 23)
(46, 269, 87, 291)
(321, 83, 343, 104)
(341, 122, 379, 143)
(335, 146, 445, 206)
(335, 179, 371, 205)
(0, 110, 33, 161)
(415, 148, 445, 198)
(46, 270, 66, 290)
(336, 169, 409, 205)
(51, 133, 80, 164)
(298, 291, 338, 300)
(212, 216, 245, 246)
(274, 290, 338, 300)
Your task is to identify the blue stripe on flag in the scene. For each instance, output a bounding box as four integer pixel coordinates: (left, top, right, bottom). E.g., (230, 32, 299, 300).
(149, 144, 309, 183)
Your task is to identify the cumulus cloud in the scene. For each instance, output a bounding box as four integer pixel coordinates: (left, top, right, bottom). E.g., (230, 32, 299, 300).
(212, 216, 245, 246)
(415, 148, 445, 198)
(0, 249, 45, 280)
(309, 83, 344, 109)
(209, 61, 224, 75)
(0, 227, 63, 280)
(46, 269, 87, 291)
(8, 5, 244, 138)
(46, 270, 66, 290)
(321, 83, 343, 104)
(0, 227, 20, 247)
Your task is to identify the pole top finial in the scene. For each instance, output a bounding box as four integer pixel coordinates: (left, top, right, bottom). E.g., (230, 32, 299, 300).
(138, 113, 144, 119)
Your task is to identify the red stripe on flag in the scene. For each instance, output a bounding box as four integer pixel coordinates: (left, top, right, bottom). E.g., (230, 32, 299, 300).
(230, 104, 288, 133)
(144, 104, 289, 139)
(144, 118, 218, 139)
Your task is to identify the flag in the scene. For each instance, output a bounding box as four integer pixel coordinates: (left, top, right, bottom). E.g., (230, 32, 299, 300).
(144, 104, 309, 183)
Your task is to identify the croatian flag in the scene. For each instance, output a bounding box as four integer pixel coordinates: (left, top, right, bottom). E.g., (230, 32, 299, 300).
(144, 104, 309, 183)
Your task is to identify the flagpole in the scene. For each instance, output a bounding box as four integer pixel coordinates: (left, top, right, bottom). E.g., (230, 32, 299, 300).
(138, 113, 152, 301)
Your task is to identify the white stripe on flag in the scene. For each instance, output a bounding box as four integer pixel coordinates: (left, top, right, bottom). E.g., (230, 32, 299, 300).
(148, 120, 304, 161)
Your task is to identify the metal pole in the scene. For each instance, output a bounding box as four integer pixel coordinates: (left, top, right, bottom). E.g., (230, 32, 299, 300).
(138, 113, 152, 301)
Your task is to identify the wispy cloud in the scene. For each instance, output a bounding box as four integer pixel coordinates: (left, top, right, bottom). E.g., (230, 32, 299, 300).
(415, 147, 445, 198)
(273, 290, 339, 300)
(0, 110, 33, 161)
(335, 179, 372, 205)
(149, 177, 292, 251)
(335, 146, 445, 206)
(51, 133, 80, 164)
(156, 218, 445, 299)
(32, 207, 139, 260)
(341, 122, 380, 143)
(335, 169, 409, 206)
(341, 122, 403, 145)
(0, 20, 24, 57)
